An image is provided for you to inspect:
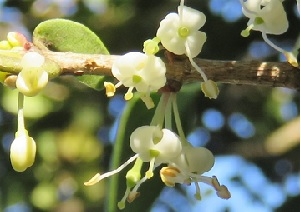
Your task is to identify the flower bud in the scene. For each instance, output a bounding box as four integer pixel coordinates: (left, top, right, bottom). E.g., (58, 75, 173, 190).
(130, 126, 182, 164)
(16, 52, 48, 96)
(7, 32, 28, 47)
(10, 130, 36, 172)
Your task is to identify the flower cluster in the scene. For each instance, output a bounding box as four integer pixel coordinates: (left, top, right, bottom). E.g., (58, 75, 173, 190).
(104, 0, 219, 105)
(0, 32, 49, 172)
(105, 52, 166, 108)
(85, 92, 231, 209)
(156, 0, 219, 99)
(240, 0, 298, 67)
(85, 0, 231, 209)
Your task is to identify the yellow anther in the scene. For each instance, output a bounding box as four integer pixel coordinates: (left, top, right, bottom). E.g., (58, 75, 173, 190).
(284, 52, 299, 67)
(159, 166, 181, 187)
(104, 82, 116, 97)
(84, 173, 101, 186)
(124, 88, 134, 101)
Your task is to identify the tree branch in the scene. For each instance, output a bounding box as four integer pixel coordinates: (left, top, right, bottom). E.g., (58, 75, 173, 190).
(1, 50, 299, 90)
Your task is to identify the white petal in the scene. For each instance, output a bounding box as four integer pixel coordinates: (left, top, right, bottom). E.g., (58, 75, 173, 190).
(241, 0, 262, 18)
(173, 146, 215, 174)
(16, 68, 48, 96)
(130, 126, 159, 161)
(185, 31, 206, 58)
(155, 129, 182, 163)
(139, 55, 166, 92)
(112, 52, 146, 88)
(157, 13, 186, 55)
(178, 6, 206, 31)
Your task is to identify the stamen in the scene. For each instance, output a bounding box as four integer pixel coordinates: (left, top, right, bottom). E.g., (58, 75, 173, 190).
(125, 87, 134, 100)
(131, 175, 148, 193)
(211, 176, 231, 199)
(127, 191, 140, 203)
(117, 187, 131, 210)
(193, 175, 231, 199)
(240, 24, 254, 37)
(160, 166, 181, 187)
(84, 154, 138, 186)
(115, 81, 123, 88)
(262, 33, 299, 67)
(193, 181, 202, 200)
(283, 52, 299, 68)
(201, 80, 219, 99)
(140, 93, 155, 109)
(185, 43, 208, 81)
(145, 157, 156, 179)
(104, 81, 116, 97)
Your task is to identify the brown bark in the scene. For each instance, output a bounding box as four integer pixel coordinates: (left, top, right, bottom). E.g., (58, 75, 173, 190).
(44, 51, 300, 90)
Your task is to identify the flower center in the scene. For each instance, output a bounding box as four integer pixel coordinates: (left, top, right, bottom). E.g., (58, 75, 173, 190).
(178, 26, 190, 38)
(132, 75, 142, 83)
(254, 17, 264, 25)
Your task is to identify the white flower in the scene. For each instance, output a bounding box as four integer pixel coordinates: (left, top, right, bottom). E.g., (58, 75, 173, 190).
(16, 52, 48, 97)
(10, 129, 36, 172)
(160, 145, 230, 200)
(108, 52, 166, 102)
(172, 145, 215, 174)
(156, 6, 206, 58)
(241, 0, 288, 35)
(240, 0, 298, 67)
(130, 126, 182, 164)
(130, 125, 182, 179)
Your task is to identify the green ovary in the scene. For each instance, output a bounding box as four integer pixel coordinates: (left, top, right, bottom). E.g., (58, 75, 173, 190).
(132, 75, 142, 83)
(178, 27, 190, 38)
(254, 17, 264, 25)
(149, 149, 160, 158)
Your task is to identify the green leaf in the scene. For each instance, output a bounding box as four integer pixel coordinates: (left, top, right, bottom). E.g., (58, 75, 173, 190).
(107, 94, 165, 212)
(33, 18, 109, 90)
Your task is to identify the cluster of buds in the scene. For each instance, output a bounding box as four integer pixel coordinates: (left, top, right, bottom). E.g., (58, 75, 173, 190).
(240, 0, 298, 67)
(0, 32, 49, 172)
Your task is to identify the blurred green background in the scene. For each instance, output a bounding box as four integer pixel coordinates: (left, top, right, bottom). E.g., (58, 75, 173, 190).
(0, 0, 300, 212)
